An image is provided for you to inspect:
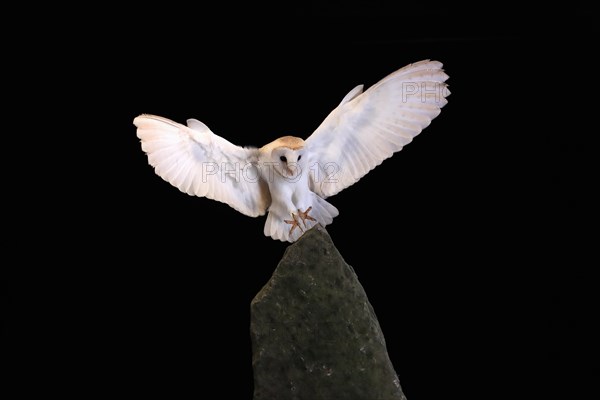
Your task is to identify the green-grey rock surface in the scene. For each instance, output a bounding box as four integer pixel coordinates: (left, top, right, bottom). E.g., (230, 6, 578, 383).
(250, 225, 406, 400)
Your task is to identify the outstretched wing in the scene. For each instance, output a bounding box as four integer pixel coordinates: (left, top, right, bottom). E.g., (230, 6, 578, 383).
(305, 60, 450, 198)
(134, 114, 270, 217)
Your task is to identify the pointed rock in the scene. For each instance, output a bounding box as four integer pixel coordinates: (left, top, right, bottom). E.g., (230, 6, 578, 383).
(251, 225, 406, 400)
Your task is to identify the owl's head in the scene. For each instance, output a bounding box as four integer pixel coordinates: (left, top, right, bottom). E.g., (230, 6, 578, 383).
(265, 136, 307, 180)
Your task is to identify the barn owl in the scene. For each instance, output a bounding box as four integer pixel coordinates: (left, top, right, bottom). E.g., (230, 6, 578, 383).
(134, 59, 450, 242)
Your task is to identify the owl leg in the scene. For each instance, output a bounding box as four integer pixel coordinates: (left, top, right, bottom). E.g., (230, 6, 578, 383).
(284, 213, 303, 235)
(297, 206, 317, 228)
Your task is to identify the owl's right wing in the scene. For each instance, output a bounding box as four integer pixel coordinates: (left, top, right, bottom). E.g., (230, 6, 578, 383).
(134, 114, 270, 217)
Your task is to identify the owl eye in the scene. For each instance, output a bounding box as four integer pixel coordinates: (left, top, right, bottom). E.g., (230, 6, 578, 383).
(297, 155, 302, 160)
(280, 156, 287, 162)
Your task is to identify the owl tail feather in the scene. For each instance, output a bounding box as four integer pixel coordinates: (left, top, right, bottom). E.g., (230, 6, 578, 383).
(263, 194, 339, 243)
(309, 194, 339, 228)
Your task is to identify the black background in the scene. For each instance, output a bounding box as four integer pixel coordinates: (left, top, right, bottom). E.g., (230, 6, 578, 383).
(5, 3, 593, 399)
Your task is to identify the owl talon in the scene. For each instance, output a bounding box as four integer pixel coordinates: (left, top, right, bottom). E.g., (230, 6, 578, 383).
(297, 207, 316, 228)
(284, 214, 302, 235)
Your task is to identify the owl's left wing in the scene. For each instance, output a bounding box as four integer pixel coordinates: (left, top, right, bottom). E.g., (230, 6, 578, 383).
(305, 60, 450, 198)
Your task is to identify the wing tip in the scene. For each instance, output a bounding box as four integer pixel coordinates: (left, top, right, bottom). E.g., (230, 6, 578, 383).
(133, 114, 182, 129)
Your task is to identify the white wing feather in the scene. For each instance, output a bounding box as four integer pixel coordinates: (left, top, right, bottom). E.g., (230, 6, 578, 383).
(134, 114, 270, 217)
(305, 60, 450, 198)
